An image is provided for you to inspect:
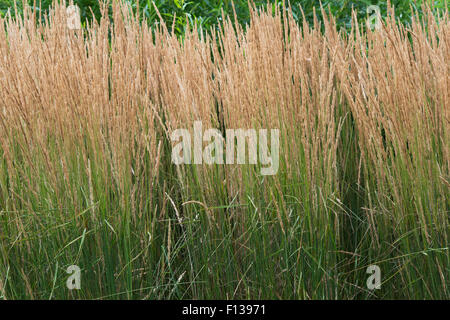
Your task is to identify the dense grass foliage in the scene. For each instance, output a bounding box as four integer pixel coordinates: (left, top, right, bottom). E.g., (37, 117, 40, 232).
(0, 1, 448, 299)
(0, 0, 447, 33)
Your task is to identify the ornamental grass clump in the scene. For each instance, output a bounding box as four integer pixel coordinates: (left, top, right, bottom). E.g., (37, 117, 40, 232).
(0, 1, 447, 299)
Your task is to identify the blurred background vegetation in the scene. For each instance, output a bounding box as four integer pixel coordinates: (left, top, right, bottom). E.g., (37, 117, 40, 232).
(0, 0, 447, 34)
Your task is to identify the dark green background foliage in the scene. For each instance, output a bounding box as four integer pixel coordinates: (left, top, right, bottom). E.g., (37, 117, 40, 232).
(0, 0, 447, 33)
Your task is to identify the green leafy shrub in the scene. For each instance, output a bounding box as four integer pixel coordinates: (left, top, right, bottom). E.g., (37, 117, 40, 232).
(0, 0, 446, 34)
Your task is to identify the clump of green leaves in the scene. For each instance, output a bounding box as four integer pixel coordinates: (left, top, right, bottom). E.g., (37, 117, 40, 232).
(0, 0, 446, 34)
